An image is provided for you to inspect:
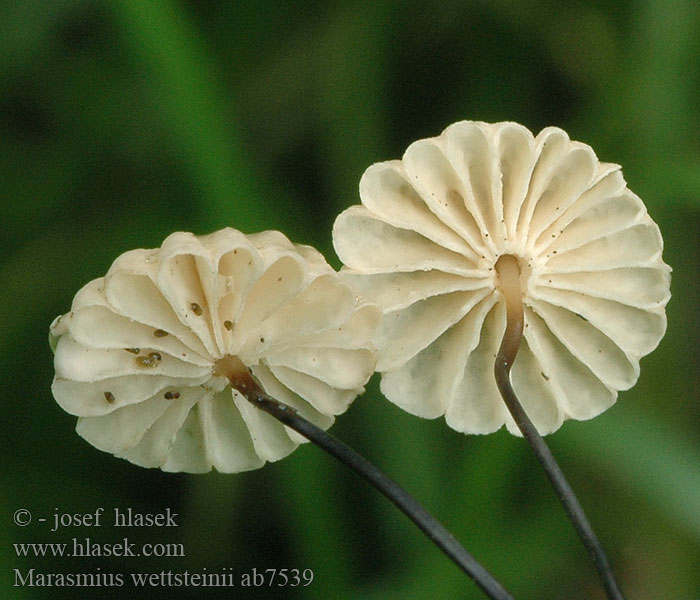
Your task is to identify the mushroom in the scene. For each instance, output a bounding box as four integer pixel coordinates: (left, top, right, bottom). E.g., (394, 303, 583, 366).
(333, 120, 672, 599)
(333, 120, 671, 435)
(49, 228, 380, 473)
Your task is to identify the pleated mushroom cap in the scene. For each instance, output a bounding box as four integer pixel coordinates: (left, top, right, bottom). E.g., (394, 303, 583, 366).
(333, 121, 671, 435)
(50, 228, 380, 472)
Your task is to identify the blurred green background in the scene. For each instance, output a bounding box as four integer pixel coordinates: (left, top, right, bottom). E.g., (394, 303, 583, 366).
(2, 1, 699, 598)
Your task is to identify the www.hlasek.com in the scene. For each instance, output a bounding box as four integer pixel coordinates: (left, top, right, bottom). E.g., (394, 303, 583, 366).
(15, 537, 184, 558)
(13, 568, 315, 588)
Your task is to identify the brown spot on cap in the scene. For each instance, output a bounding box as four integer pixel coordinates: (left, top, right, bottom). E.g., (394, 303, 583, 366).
(136, 355, 158, 368)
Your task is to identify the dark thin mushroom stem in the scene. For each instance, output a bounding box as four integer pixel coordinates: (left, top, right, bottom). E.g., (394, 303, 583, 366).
(494, 254, 625, 600)
(224, 369, 514, 600)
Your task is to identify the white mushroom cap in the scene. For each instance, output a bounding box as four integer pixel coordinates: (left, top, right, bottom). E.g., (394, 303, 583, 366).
(50, 228, 380, 472)
(333, 121, 671, 435)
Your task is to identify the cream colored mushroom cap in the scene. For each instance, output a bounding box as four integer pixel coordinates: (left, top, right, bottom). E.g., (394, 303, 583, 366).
(50, 228, 380, 472)
(333, 120, 671, 435)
